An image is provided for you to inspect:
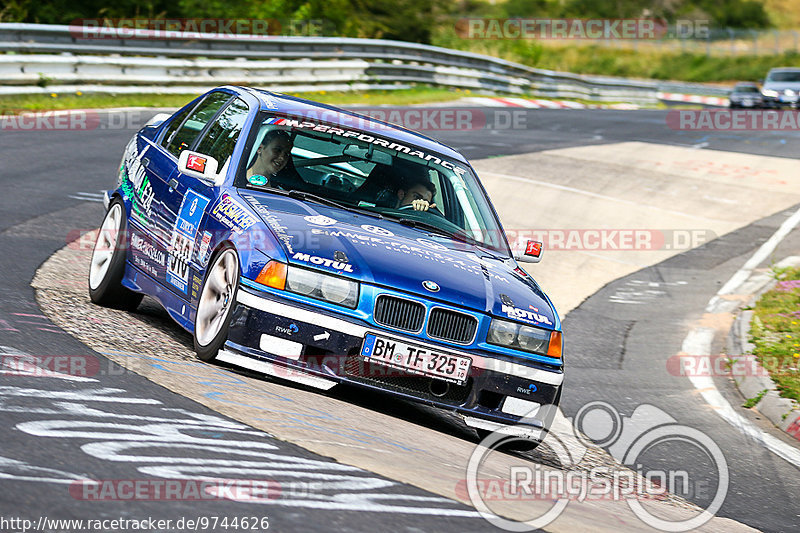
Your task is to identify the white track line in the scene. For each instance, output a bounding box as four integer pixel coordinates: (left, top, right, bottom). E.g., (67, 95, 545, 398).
(684, 206, 800, 468)
(709, 207, 800, 309)
(484, 171, 724, 223)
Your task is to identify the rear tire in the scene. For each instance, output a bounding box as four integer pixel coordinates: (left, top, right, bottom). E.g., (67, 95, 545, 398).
(194, 246, 240, 362)
(88, 199, 143, 310)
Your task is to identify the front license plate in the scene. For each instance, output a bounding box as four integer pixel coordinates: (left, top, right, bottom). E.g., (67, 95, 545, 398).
(361, 333, 472, 385)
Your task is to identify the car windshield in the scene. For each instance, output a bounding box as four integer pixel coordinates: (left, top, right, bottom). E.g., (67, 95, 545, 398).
(734, 85, 760, 93)
(236, 113, 510, 254)
(767, 71, 800, 82)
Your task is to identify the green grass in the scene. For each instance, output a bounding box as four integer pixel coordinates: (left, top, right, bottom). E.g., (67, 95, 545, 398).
(0, 91, 204, 115)
(0, 86, 483, 115)
(750, 266, 800, 404)
(433, 29, 800, 83)
(287, 86, 478, 106)
(743, 389, 768, 408)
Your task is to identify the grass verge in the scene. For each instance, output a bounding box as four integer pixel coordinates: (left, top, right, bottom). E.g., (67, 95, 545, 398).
(750, 266, 800, 403)
(434, 32, 800, 83)
(0, 86, 481, 115)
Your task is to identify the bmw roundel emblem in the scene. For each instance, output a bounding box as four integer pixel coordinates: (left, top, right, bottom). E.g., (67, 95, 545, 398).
(422, 280, 440, 292)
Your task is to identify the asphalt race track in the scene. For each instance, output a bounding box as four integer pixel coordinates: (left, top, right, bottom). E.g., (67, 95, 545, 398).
(2, 106, 800, 532)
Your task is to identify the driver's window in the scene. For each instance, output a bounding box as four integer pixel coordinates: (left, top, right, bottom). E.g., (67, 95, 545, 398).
(195, 98, 249, 171)
(165, 92, 230, 157)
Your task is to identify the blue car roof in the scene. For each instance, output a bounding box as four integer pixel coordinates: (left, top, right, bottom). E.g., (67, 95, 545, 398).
(233, 86, 469, 165)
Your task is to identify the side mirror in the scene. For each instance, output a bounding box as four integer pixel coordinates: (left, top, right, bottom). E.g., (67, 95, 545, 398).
(513, 239, 543, 264)
(178, 150, 219, 183)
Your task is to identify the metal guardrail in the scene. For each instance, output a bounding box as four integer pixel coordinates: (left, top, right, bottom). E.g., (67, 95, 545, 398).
(0, 23, 730, 100)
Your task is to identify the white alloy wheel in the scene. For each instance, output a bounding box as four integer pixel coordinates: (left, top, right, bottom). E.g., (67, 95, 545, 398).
(195, 248, 239, 347)
(89, 202, 123, 290)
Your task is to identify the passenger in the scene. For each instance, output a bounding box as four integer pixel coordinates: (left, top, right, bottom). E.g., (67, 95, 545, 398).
(246, 129, 293, 187)
(396, 178, 436, 212)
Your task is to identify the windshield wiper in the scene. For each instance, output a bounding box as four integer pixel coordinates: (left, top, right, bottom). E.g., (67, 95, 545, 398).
(394, 217, 480, 245)
(287, 190, 383, 219)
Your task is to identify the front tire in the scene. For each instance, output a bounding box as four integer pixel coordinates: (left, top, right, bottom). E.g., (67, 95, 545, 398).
(88, 199, 143, 310)
(194, 246, 240, 362)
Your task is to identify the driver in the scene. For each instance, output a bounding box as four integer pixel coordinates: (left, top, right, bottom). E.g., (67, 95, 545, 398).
(396, 178, 436, 212)
(246, 129, 293, 186)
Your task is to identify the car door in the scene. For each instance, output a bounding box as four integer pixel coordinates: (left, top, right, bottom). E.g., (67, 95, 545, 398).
(160, 94, 250, 301)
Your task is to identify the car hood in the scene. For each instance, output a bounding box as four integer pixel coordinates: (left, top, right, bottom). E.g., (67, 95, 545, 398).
(240, 190, 558, 329)
(763, 82, 800, 91)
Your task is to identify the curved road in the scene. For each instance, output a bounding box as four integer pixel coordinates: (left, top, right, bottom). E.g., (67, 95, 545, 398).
(1, 106, 799, 531)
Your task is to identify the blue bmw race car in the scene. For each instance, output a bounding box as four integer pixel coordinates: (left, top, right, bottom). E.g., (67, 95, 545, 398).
(88, 86, 563, 444)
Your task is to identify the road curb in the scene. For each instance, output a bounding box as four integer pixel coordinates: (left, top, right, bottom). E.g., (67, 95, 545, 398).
(727, 257, 800, 443)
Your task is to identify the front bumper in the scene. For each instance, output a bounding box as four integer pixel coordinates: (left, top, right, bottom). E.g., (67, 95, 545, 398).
(762, 95, 797, 108)
(223, 286, 563, 435)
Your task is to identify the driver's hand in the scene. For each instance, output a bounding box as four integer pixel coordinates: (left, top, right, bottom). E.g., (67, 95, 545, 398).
(411, 199, 436, 211)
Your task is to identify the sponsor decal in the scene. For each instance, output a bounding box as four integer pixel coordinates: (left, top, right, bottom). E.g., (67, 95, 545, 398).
(197, 231, 213, 266)
(501, 304, 553, 326)
(135, 176, 154, 217)
(361, 224, 394, 236)
(310, 228, 510, 283)
(292, 252, 353, 273)
(168, 190, 211, 292)
(191, 274, 202, 301)
(212, 193, 258, 235)
(416, 238, 448, 251)
(248, 174, 269, 186)
(167, 233, 193, 293)
(122, 139, 153, 223)
(275, 323, 299, 336)
(130, 230, 166, 279)
(525, 240, 542, 257)
(303, 215, 337, 226)
(186, 154, 207, 173)
(240, 193, 295, 253)
(263, 117, 468, 176)
(177, 190, 210, 238)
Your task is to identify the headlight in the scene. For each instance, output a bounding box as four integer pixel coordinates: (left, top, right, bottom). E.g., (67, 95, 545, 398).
(487, 318, 556, 357)
(762, 89, 779, 97)
(785, 89, 797, 97)
(517, 325, 550, 353)
(286, 266, 359, 308)
(487, 319, 517, 345)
